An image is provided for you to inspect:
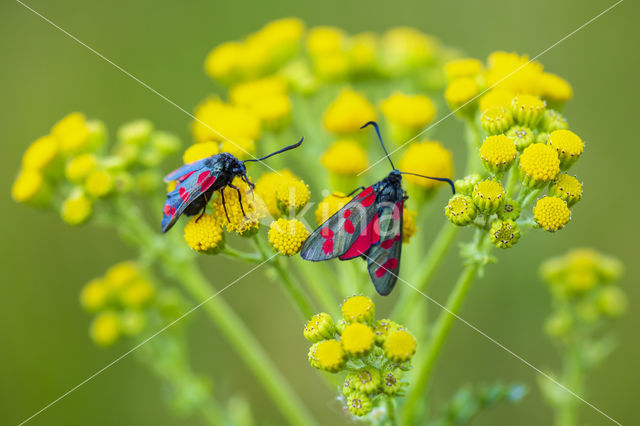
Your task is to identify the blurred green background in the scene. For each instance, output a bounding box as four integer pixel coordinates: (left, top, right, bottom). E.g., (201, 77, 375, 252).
(2, 0, 638, 424)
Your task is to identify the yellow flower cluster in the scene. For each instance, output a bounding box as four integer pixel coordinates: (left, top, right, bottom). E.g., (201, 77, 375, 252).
(268, 218, 309, 256)
(380, 92, 436, 139)
(211, 177, 264, 236)
(254, 169, 295, 217)
(323, 88, 377, 134)
(80, 261, 154, 346)
(321, 140, 369, 176)
(304, 296, 415, 416)
(399, 141, 453, 189)
(183, 213, 225, 254)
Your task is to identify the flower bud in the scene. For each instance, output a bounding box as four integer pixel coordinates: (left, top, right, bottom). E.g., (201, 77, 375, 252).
(472, 179, 505, 214)
(549, 173, 583, 206)
(350, 366, 381, 394)
(373, 319, 401, 345)
(597, 287, 627, 318)
(497, 198, 521, 221)
(454, 174, 482, 195)
(511, 94, 545, 127)
(480, 135, 517, 173)
(489, 219, 520, 249)
(384, 329, 417, 363)
(445, 194, 477, 226)
(547, 129, 583, 169)
(540, 109, 568, 133)
(506, 126, 534, 151)
(341, 295, 375, 324)
(346, 392, 372, 416)
(308, 339, 345, 372)
(381, 369, 404, 395)
(304, 312, 336, 342)
(480, 107, 513, 135)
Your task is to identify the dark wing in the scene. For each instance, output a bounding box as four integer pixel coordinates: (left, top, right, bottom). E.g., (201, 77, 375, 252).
(300, 186, 379, 261)
(164, 158, 210, 183)
(366, 200, 403, 295)
(161, 168, 218, 232)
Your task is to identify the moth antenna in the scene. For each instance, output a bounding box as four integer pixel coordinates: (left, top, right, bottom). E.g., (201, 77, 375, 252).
(400, 172, 456, 194)
(243, 138, 304, 163)
(361, 121, 395, 170)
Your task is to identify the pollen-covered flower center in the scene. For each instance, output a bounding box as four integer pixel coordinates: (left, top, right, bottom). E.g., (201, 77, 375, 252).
(519, 143, 560, 183)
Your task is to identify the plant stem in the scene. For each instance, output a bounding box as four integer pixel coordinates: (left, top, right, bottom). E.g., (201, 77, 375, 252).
(221, 245, 262, 263)
(386, 397, 397, 425)
(400, 263, 480, 425)
(555, 341, 583, 426)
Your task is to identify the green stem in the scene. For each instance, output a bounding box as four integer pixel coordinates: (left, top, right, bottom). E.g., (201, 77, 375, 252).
(401, 263, 481, 425)
(464, 118, 484, 174)
(555, 342, 583, 426)
(221, 245, 262, 263)
(386, 397, 397, 425)
(505, 160, 520, 199)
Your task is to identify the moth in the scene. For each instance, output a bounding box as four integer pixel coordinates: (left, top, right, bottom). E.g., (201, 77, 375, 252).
(161, 138, 303, 233)
(300, 122, 454, 295)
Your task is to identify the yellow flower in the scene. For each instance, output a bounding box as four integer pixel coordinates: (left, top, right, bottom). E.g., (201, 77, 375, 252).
(192, 98, 261, 145)
(11, 169, 47, 204)
(403, 209, 418, 243)
(349, 32, 378, 73)
(341, 323, 375, 356)
(445, 58, 484, 80)
(511, 94, 545, 127)
(540, 72, 573, 104)
(85, 169, 114, 198)
(399, 141, 453, 189)
(472, 179, 505, 214)
(549, 173, 583, 206)
(341, 295, 375, 324)
(321, 140, 368, 176)
(182, 142, 218, 164)
(219, 137, 256, 159)
(119, 278, 155, 308)
(347, 392, 373, 416)
(519, 143, 560, 187)
(61, 191, 92, 225)
(323, 88, 377, 134)
(312, 51, 350, 81)
(246, 94, 292, 131)
(65, 153, 98, 183)
(268, 218, 309, 255)
(22, 135, 59, 171)
(275, 177, 310, 214)
(384, 329, 417, 362)
(306, 26, 346, 56)
(105, 261, 140, 290)
(479, 89, 516, 113)
(308, 339, 345, 372)
(79, 278, 110, 312)
(547, 129, 583, 169)
(380, 92, 436, 129)
(240, 18, 304, 76)
(212, 177, 263, 236)
(254, 169, 295, 217)
(315, 192, 349, 225)
(445, 78, 480, 110)
(184, 213, 225, 254)
(534, 196, 571, 231)
(480, 135, 517, 173)
(484, 51, 543, 95)
(304, 312, 336, 342)
(445, 194, 477, 226)
(229, 76, 288, 106)
(90, 311, 121, 346)
(380, 27, 437, 75)
(480, 106, 514, 135)
(204, 41, 243, 83)
(51, 112, 92, 154)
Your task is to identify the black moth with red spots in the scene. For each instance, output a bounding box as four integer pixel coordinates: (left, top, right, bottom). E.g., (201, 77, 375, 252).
(161, 138, 303, 233)
(300, 122, 454, 295)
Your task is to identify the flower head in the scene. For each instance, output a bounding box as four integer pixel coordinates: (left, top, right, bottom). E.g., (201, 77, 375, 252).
(104, 261, 140, 290)
(479, 89, 515, 113)
(229, 76, 288, 106)
(51, 112, 94, 154)
(341, 295, 375, 324)
(547, 129, 583, 169)
(381, 369, 403, 395)
(480, 135, 517, 173)
(472, 179, 505, 214)
(489, 219, 521, 249)
(445, 58, 483, 80)
(119, 278, 155, 309)
(497, 198, 521, 221)
(541, 109, 568, 133)
(275, 177, 310, 214)
(306, 26, 346, 56)
(445, 77, 480, 111)
(192, 98, 261, 145)
(212, 177, 263, 236)
(534, 196, 571, 231)
(519, 143, 560, 187)
(399, 141, 453, 189)
(254, 169, 295, 217)
(321, 140, 368, 176)
(183, 142, 219, 164)
(346, 392, 372, 416)
(597, 287, 627, 318)
(485, 51, 543, 94)
(380, 92, 436, 129)
(373, 319, 401, 345)
(12, 169, 47, 205)
(308, 339, 345, 372)
(480, 107, 513, 135)
(341, 323, 375, 356)
(315, 192, 349, 225)
(85, 169, 114, 198)
(184, 213, 225, 254)
(65, 153, 98, 183)
(403, 209, 418, 243)
(380, 27, 436, 75)
(90, 311, 121, 346)
(304, 313, 336, 342)
(22, 135, 59, 172)
(454, 174, 482, 195)
(80, 278, 110, 312)
(540, 72, 573, 104)
(205, 41, 244, 83)
(511, 94, 545, 127)
(445, 194, 477, 226)
(323, 89, 377, 134)
(384, 329, 417, 363)
(549, 173, 583, 206)
(350, 367, 381, 394)
(61, 191, 93, 225)
(268, 218, 309, 255)
(506, 126, 535, 151)
(349, 32, 377, 74)
(117, 119, 153, 146)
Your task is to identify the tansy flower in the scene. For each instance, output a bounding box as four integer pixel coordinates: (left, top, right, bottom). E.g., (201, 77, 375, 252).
(61, 191, 93, 225)
(350, 367, 381, 394)
(268, 218, 309, 255)
(479, 135, 517, 173)
(306, 26, 346, 57)
(117, 119, 153, 146)
(85, 169, 114, 198)
(489, 219, 521, 249)
(90, 311, 121, 346)
(547, 129, 583, 169)
(445, 194, 477, 226)
(348, 32, 378, 74)
(229, 76, 288, 106)
(205, 41, 243, 83)
(254, 169, 295, 217)
(454, 174, 482, 195)
(183, 142, 219, 164)
(51, 112, 94, 155)
(304, 312, 336, 342)
(184, 213, 225, 254)
(399, 141, 453, 189)
(381, 369, 403, 395)
(65, 153, 98, 183)
(506, 126, 535, 151)
(192, 98, 261, 144)
(275, 177, 310, 214)
(120, 310, 147, 337)
(379, 27, 436, 75)
(119, 278, 155, 309)
(472, 179, 505, 214)
(79, 278, 110, 312)
(384, 329, 417, 363)
(373, 319, 401, 345)
(511, 94, 545, 127)
(323, 89, 377, 134)
(341, 295, 375, 324)
(549, 173, 583, 206)
(445, 58, 484, 81)
(479, 89, 516, 113)
(403, 209, 418, 243)
(308, 339, 345, 372)
(321, 140, 368, 176)
(380, 92, 436, 131)
(541, 109, 569, 133)
(597, 287, 627, 318)
(11, 169, 48, 205)
(534, 196, 571, 231)
(341, 323, 375, 356)
(480, 106, 513, 135)
(484, 51, 543, 95)
(212, 177, 263, 236)
(346, 392, 372, 416)
(519, 143, 560, 187)
(445, 77, 480, 111)
(540, 72, 573, 104)
(315, 192, 349, 225)
(105, 261, 140, 290)
(246, 94, 292, 131)
(497, 198, 521, 221)
(22, 135, 59, 172)
(219, 137, 256, 160)
(312, 51, 350, 81)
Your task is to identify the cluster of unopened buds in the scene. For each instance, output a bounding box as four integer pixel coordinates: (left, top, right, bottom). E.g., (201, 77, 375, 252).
(304, 296, 416, 417)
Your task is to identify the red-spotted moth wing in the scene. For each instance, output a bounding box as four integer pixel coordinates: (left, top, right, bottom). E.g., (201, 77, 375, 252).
(366, 200, 403, 295)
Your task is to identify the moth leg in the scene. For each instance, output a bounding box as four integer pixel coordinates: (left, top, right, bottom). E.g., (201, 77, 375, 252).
(228, 183, 247, 217)
(242, 172, 256, 202)
(220, 190, 231, 222)
(195, 193, 209, 223)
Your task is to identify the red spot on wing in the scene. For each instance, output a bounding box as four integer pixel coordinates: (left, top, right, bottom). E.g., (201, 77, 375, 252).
(197, 171, 212, 185)
(163, 204, 176, 217)
(178, 171, 195, 183)
(344, 219, 355, 234)
(393, 200, 403, 220)
(179, 187, 190, 202)
(343, 209, 351, 218)
(360, 192, 376, 207)
(357, 186, 373, 199)
(320, 227, 334, 238)
(375, 258, 399, 278)
(322, 239, 334, 255)
(340, 214, 380, 260)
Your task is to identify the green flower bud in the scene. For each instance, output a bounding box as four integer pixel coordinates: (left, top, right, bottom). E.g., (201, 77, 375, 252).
(351, 366, 381, 394)
(472, 179, 505, 214)
(497, 198, 521, 221)
(120, 310, 146, 336)
(506, 126, 535, 151)
(544, 312, 572, 338)
(304, 312, 336, 342)
(346, 392, 372, 417)
(118, 119, 154, 146)
(576, 301, 600, 324)
(342, 376, 354, 396)
(381, 369, 403, 395)
(480, 106, 513, 135)
(454, 174, 482, 195)
(489, 219, 520, 249)
(597, 286, 627, 318)
(445, 194, 477, 226)
(536, 132, 550, 144)
(150, 131, 181, 156)
(511, 94, 545, 127)
(541, 109, 568, 132)
(373, 319, 401, 346)
(549, 173, 583, 206)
